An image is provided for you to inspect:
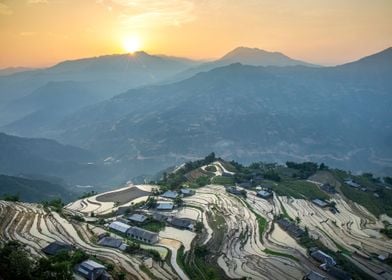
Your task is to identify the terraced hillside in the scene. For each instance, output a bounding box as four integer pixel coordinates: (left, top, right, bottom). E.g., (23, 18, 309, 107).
(1, 159, 392, 279)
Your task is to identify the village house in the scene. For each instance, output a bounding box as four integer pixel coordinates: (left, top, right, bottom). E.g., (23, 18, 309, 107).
(312, 199, 329, 208)
(167, 217, 195, 230)
(153, 212, 168, 222)
(108, 221, 131, 234)
(321, 183, 336, 194)
(75, 259, 108, 280)
(161, 190, 179, 199)
(127, 226, 159, 244)
(226, 186, 246, 196)
(157, 201, 174, 211)
(180, 188, 195, 196)
(344, 179, 360, 188)
(98, 236, 123, 248)
(42, 241, 73, 256)
(311, 249, 337, 267)
(127, 213, 148, 224)
(257, 190, 273, 199)
(277, 218, 305, 238)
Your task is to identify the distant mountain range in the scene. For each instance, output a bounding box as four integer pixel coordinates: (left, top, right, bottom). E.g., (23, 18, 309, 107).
(45, 47, 391, 177)
(0, 52, 200, 126)
(0, 132, 116, 185)
(1, 47, 391, 185)
(0, 174, 75, 203)
(0, 67, 34, 76)
(169, 46, 319, 82)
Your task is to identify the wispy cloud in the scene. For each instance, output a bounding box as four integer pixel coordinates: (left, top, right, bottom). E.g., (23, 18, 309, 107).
(105, 0, 196, 30)
(27, 0, 49, 4)
(20, 31, 36, 37)
(0, 3, 13, 15)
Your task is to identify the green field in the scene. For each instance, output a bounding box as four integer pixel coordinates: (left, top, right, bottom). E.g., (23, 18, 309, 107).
(340, 184, 392, 217)
(211, 176, 235, 185)
(273, 180, 330, 200)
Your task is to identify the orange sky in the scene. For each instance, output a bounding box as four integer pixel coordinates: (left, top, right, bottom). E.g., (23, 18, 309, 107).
(0, 0, 391, 68)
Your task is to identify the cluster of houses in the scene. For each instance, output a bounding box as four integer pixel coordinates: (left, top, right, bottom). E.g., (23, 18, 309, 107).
(155, 188, 195, 210)
(345, 178, 382, 198)
(225, 185, 273, 200)
(277, 218, 305, 239)
(225, 185, 247, 196)
(310, 248, 352, 280)
(312, 198, 338, 214)
(320, 183, 336, 194)
(108, 221, 159, 244)
(256, 188, 273, 199)
(41, 241, 110, 280)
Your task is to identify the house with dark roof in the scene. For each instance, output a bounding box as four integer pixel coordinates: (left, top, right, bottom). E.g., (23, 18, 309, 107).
(311, 250, 336, 267)
(312, 199, 329, 208)
(327, 266, 351, 280)
(127, 213, 148, 223)
(153, 212, 168, 222)
(321, 183, 336, 194)
(277, 219, 305, 238)
(161, 190, 179, 199)
(257, 190, 273, 199)
(127, 226, 159, 244)
(226, 186, 246, 196)
(180, 188, 195, 196)
(168, 217, 194, 230)
(344, 179, 360, 188)
(42, 241, 73, 256)
(75, 259, 108, 280)
(98, 237, 123, 248)
(303, 271, 328, 280)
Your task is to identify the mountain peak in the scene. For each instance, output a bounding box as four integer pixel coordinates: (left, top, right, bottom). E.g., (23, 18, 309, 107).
(221, 46, 283, 59)
(219, 46, 316, 67)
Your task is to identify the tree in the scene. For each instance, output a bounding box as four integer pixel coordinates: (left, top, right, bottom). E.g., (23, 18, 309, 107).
(195, 221, 204, 233)
(385, 177, 392, 185)
(203, 152, 216, 165)
(174, 197, 183, 206)
(1, 193, 19, 202)
(295, 216, 301, 225)
(319, 163, 328, 170)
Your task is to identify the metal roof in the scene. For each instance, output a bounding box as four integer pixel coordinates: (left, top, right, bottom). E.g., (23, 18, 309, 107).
(98, 237, 123, 248)
(311, 250, 336, 266)
(169, 217, 194, 229)
(161, 190, 179, 199)
(41, 241, 73, 255)
(80, 259, 105, 271)
(312, 199, 328, 207)
(128, 213, 147, 223)
(108, 221, 131, 233)
(180, 188, 194, 195)
(157, 202, 174, 210)
(257, 190, 272, 197)
(128, 226, 158, 241)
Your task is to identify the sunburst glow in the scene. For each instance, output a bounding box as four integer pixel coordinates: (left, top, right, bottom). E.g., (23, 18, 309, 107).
(123, 36, 142, 53)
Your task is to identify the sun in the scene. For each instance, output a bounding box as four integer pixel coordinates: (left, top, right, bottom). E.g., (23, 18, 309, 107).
(123, 36, 142, 53)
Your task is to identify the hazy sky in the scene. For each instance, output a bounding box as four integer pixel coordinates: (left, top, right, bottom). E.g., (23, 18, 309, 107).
(0, 0, 391, 68)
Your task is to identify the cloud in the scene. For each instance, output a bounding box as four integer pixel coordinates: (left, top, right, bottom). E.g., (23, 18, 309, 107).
(107, 0, 196, 29)
(20, 31, 36, 37)
(27, 0, 49, 4)
(0, 3, 13, 15)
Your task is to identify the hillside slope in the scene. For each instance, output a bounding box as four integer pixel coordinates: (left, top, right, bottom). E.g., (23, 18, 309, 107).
(52, 48, 392, 177)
